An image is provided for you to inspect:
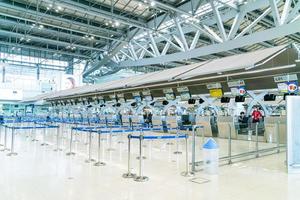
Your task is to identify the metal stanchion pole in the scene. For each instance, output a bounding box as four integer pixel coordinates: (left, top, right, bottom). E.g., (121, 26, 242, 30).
(276, 122, 280, 153)
(85, 131, 95, 163)
(123, 134, 136, 178)
(66, 128, 75, 156)
(0, 125, 3, 147)
(32, 123, 38, 142)
(228, 123, 232, 164)
(41, 127, 49, 146)
(7, 127, 17, 156)
(181, 134, 194, 177)
(94, 131, 106, 166)
(107, 128, 115, 151)
(255, 123, 259, 158)
(173, 128, 182, 154)
(54, 126, 62, 151)
(134, 135, 149, 182)
(136, 129, 146, 160)
(1, 126, 10, 151)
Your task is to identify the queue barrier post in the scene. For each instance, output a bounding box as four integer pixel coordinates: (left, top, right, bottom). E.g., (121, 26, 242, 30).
(0, 125, 3, 147)
(134, 134, 149, 182)
(181, 134, 195, 177)
(255, 123, 259, 158)
(41, 127, 49, 146)
(173, 128, 182, 155)
(54, 126, 62, 151)
(123, 134, 136, 178)
(276, 122, 280, 153)
(7, 127, 17, 156)
(85, 130, 95, 163)
(107, 127, 115, 151)
(228, 123, 232, 165)
(1, 126, 10, 151)
(94, 131, 106, 166)
(32, 123, 38, 142)
(66, 128, 75, 156)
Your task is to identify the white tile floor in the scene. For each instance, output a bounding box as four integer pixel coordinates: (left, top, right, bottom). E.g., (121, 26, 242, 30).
(0, 126, 299, 200)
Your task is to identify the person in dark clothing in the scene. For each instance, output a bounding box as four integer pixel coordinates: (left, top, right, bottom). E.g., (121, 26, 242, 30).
(238, 112, 248, 129)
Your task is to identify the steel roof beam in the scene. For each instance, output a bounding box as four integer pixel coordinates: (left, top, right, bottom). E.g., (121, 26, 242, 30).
(41, 0, 148, 30)
(0, 29, 102, 52)
(0, 41, 89, 59)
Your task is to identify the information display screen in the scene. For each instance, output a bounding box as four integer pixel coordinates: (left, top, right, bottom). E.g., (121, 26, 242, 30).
(180, 91, 191, 101)
(165, 93, 175, 100)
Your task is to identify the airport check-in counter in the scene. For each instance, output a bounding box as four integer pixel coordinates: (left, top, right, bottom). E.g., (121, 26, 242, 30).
(122, 115, 131, 126)
(217, 116, 237, 139)
(195, 116, 213, 137)
(152, 116, 163, 127)
(264, 116, 286, 144)
(165, 116, 178, 129)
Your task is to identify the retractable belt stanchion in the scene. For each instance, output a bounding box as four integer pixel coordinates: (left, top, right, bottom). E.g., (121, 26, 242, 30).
(136, 129, 146, 160)
(32, 122, 38, 142)
(134, 134, 149, 182)
(181, 134, 194, 177)
(7, 127, 17, 156)
(228, 123, 232, 164)
(123, 134, 136, 178)
(107, 127, 115, 151)
(54, 125, 62, 151)
(255, 123, 259, 158)
(276, 122, 280, 153)
(66, 127, 75, 156)
(0, 125, 3, 147)
(173, 128, 182, 154)
(1, 126, 10, 151)
(41, 127, 49, 146)
(85, 130, 95, 163)
(94, 130, 106, 166)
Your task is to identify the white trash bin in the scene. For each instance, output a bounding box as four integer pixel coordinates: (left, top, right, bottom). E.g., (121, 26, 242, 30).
(203, 138, 219, 175)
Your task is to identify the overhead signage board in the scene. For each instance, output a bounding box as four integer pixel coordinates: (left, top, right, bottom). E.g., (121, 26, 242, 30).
(142, 90, 151, 96)
(209, 89, 223, 98)
(274, 74, 298, 83)
(277, 82, 288, 93)
(163, 88, 173, 94)
(227, 80, 245, 88)
(177, 86, 189, 93)
(287, 81, 299, 93)
(206, 82, 222, 90)
(231, 86, 246, 96)
(132, 92, 140, 97)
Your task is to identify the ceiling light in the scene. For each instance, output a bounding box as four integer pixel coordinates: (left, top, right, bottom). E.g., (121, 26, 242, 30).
(115, 21, 120, 26)
(57, 6, 62, 10)
(20, 37, 24, 41)
(150, 1, 156, 6)
(47, 7, 50, 10)
(105, 22, 108, 26)
(90, 36, 94, 40)
(26, 38, 31, 42)
(138, 3, 142, 7)
(49, 4, 53, 7)
(55, 9, 59, 12)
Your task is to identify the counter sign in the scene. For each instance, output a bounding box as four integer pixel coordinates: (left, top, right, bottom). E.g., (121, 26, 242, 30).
(287, 81, 298, 93)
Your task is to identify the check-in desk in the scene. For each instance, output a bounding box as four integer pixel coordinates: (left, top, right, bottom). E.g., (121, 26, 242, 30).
(217, 116, 237, 139)
(122, 115, 131, 127)
(264, 116, 286, 144)
(195, 116, 213, 137)
(165, 116, 178, 133)
(152, 116, 162, 127)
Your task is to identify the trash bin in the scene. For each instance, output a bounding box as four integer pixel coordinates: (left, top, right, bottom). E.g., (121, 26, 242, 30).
(203, 138, 219, 175)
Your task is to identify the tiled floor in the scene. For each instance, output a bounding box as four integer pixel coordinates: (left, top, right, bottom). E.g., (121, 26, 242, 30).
(0, 126, 298, 200)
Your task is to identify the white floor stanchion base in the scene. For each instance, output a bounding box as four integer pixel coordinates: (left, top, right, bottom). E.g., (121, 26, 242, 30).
(85, 159, 96, 163)
(7, 152, 18, 156)
(53, 148, 63, 152)
(107, 148, 116, 151)
(136, 156, 146, 160)
(40, 143, 49, 146)
(66, 152, 76, 156)
(94, 161, 106, 166)
(173, 151, 182, 154)
(181, 171, 195, 177)
(122, 172, 136, 178)
(134, 176, 149, 182)
(166, 142, 174, 145)
(32, 139, 39, 142)
(1, 148, 10, 152)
